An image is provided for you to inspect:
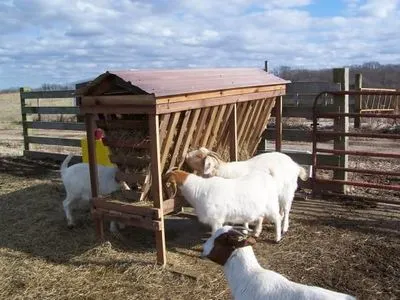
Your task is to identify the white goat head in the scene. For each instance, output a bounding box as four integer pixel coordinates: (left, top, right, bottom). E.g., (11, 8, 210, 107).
(185, 147, 210, 173)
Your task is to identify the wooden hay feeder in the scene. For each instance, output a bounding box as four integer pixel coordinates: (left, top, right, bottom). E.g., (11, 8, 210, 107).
(77, 68, 289, 265)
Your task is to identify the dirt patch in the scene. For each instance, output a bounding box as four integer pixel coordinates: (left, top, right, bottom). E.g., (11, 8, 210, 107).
(0, 159, 399, 300)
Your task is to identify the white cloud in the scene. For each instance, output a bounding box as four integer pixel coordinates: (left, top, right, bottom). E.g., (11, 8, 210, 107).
(0, 0, 399, 88)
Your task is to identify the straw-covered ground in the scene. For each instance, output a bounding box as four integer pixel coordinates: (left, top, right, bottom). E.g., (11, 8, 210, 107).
(0, 155, 399, 300)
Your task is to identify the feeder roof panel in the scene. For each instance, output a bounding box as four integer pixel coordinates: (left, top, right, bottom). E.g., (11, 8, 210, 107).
(79, 68, 290, 98)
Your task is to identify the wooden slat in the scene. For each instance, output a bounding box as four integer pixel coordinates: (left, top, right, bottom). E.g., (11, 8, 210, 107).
(94, 208, 160, 231)
(20, 88, 29, 151)
(102, 136, 150, 148)
(23, 150, 82, 163)
(168, 110, 192, 169)
(158, 114, 171, 146)
(156, 89, 286, 114)
(207, 105, 227, 149)
(27, 136, 81, 147)
(216, 104, 234, 151)
(80, 105, 155, 114)
(160, 112, 181, 170)
(236, 101, 251, 143)
(81, 95, 156, 106)
(157, 84, 286, 104)
(96, 120, 147, 130)
(21, 90, 75, 99)
(23, 106, 79, 114)
(92, 198, 160, 218)
(109, 154, 151, 166)
(244, 99, 265, 148)
(200, 106, 219, 146)
(229, 104, 238, 161)
(25, 121, 85, 131)
(163, 197, 186, 215)
(250, 99, 275, 154)
(115, 170, 147, 184)
(191, 107, 210, 147)
(239, 101, 259, 146)
(178, 109, 201, 168)
(222, 102, 246, 151)
(248, 99, 269, 154)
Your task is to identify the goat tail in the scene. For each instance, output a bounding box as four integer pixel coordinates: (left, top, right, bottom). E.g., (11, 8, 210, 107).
(298, 166, 308, 181)
(60, 153, 74, 177)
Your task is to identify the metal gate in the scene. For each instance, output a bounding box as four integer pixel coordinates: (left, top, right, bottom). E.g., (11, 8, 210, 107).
(311, 90, 400, 201)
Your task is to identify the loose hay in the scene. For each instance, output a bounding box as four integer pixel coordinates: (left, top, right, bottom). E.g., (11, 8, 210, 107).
(1, 156, 399, 300)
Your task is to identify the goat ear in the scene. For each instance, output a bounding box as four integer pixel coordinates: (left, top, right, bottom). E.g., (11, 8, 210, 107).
(203, 156, 214, 174)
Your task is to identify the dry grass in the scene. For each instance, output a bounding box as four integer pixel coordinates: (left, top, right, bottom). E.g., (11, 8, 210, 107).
(0, 156, 399, 300)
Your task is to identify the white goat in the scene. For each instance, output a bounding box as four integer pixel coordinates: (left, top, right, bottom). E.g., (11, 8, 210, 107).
(186, 148, 308, 234)
(60, 154, 124, 233)
(202, 226, 356, 300)
(164, 169, 282, 241)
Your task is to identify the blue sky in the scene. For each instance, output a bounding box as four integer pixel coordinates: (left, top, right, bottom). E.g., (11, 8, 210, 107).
(0, 0, 399, 89)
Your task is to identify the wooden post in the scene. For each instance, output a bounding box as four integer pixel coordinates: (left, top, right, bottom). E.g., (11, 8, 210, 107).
(20, 88, 29, 152)
(275, 96, 283, 152)
(85, 114, 102, 239)
(354, 73, 362, 128)
(149, 114, 166, 266)
(229, 103, 238, 161)
(332, 68, 349, 194)
(264, 60, 268, 72)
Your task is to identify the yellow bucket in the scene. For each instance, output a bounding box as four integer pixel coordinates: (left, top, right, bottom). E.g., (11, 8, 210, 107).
(81, 138, 114, 167)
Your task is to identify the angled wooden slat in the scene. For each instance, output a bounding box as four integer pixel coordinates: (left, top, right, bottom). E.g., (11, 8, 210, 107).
(160, 112, 181, 170)
(191, 107, 210, 148)
(207, 105, 227, 149)
(250, 99, 275, 155)
(216, 104, 233, 151)
(168, 110, 192, 169)
(221, 102, 247, 151)
(178, 109, 201, 168)
(237, 101, 253, 142)
(242, 99, 263, 146)
(247, 99, 267, 149)
(200, 106, 219, 146)
(158, 114, 171, 145)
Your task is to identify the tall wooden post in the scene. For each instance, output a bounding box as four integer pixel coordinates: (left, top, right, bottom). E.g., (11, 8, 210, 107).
(229, 103, 238, 161)
(275, 96, 283, 152)
(354, 73, 362, 128)
(333, 68, 349, 194)
(85, 114, 103, 239)
(20, 88, 29, 153)
(149, 114, 166, 266)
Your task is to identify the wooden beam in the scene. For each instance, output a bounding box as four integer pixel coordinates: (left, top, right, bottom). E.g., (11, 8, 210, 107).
(156, 89, 286, 114)
(22, 106, 79, 114)
(20, 88, 29, 151)
(20, 90, 75, 99)
(275, 95, 283, 152)
(229, 104, 238, 161)
(26, 136, 82, 147)
(81, 94, 156, 106)
(80, 105, 155, 114)
(25, 121, 85, 131)
(354, 73, 362, 128)
(92, 198, 160, 218)
(156, 84, 286, 104)
(24, 150, 82, 163)
(148, 114, 167, 266)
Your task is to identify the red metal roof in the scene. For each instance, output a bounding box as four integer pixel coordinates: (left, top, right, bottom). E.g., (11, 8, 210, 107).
(82, 68, 289, 98)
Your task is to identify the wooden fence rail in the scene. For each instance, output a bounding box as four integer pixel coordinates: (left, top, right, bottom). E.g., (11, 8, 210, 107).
(20, 87, 84, 162)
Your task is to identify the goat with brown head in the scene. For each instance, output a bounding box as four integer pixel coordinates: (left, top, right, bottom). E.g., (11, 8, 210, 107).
(163, 168, 190, 199)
